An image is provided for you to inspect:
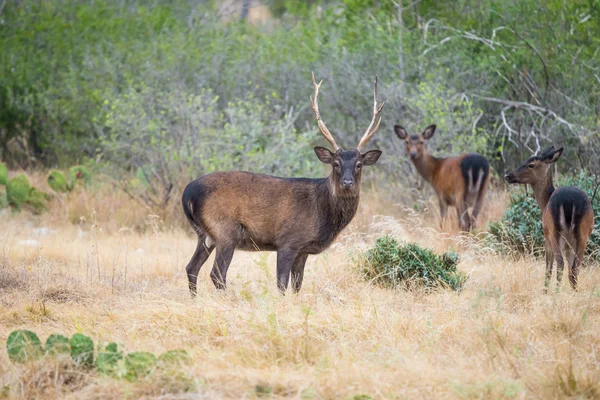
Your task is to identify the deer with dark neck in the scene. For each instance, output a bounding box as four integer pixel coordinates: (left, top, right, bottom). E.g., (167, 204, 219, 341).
(505, 146, 594, 292)
(182, 73, 385, 295)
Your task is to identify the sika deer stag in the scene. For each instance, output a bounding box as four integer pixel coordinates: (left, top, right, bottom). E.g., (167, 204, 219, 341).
(505, 146, 594, 292)
(182, 73, 385, 295)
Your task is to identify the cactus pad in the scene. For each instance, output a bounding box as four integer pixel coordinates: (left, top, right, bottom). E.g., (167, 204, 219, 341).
(6, 330, 43, 363)
(70, 333, 94, 367)
(45, 334, 71, 355)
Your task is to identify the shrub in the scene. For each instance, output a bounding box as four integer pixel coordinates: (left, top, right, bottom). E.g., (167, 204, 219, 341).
(45, 334, 71, 356)
(358, 236, 465, 291)
(0, 161, 7, 185)
(489, 171, 600, 259)
(47, 170, 70, 193)
(70, 333, 94, 367)
(488, 192, 544, 256)
(124, 351, 156, 381)
(6, 174, 31, 209)
(6, 330, 43, 363)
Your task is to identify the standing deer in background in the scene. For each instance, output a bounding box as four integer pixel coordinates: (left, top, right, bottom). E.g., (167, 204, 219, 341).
(504, 146, 594, 292)
(182, 73, 385, 295)
(394, 125, 490, 232)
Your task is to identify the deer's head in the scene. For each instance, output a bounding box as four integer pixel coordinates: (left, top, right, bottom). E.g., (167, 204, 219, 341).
(310, 73, 384, 195)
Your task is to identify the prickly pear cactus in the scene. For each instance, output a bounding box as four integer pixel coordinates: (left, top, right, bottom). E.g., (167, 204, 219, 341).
(47, 170, 70, 193)
(70, 333, 94, 367)
(124, 351, 156, 381)
(69, 165, 91, 187)
(96, 342, 123, 376)
(26, 188, 51, 215)
(157, 349, 192, 366)
(0, 187, 7, 209)
(45, 334, 70, 355)
(0, 161, 7, 185)
(6, 174, 31, 209)
(6, 330, 43, 363)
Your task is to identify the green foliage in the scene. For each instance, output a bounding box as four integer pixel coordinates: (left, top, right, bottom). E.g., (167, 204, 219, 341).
(488, 192, 544, 256)
(6, 174, 31, 209)
(0, 162, 7, 185)
(358, 236, 466, 291)
(6, 330, 43, 363)
(124, 351, 156, 381)
(96, 343, 123, 376)
(489, 172, 600, 259)
(26, 188, 51, 215)
(45, 334, 71, 356)
(47, 170, 70, 193)
(70, 333, 94, 367)
(69, 165, 91, 187)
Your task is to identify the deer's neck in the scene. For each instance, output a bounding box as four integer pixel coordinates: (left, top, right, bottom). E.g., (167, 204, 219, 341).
(325, 178, 360, 229)
(531, 172, 555, 211)
(412, 151, 441, 184)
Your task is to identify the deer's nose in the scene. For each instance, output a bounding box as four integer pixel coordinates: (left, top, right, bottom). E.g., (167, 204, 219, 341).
(410, 151, 418, 159)
(343, 179, 354, 188)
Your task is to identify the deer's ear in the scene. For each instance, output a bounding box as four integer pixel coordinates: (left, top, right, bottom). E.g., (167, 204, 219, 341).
(361, 150, 382, 166)
(542, 147, 563, 164)
(422, 124, 437, 140)
(314, 146, 335, 164)
(394, 125, 408, 140)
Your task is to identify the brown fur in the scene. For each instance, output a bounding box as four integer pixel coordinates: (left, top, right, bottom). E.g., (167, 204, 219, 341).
(505, 146, 594, 291)
(394, 124, 490, 231)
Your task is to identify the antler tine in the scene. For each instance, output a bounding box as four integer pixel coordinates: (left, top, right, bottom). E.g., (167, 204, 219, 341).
(357, 75, 386, 151)
(310, 72, 340, 151)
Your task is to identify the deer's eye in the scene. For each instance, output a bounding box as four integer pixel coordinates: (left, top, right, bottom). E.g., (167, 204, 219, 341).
(333, 161, 341, 169)
(528, 163, 535, 169)
(356, 163, 362, 170)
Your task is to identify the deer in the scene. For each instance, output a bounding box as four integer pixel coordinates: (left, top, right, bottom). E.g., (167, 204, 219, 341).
(504, 146, 594, 292)
(182, 73, 385, 295)
(393, 124, 490, 232)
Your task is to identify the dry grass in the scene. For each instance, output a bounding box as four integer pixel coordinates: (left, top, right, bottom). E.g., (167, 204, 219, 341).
(1, 184, 600, 400)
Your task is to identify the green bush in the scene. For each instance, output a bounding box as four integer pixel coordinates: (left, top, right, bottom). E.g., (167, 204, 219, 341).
(70, 333, 94, 367)
(6, 174, 31, 209)
(358, 236, 465, 291)
(47, 170, 70, 193)
(0, 161, 7, 185)
(45, 334, 71, 356)
(489, 171, 600, 259)
(96, 342, 123, 376)
(6, 330, 43, 363)
(124, 351, 156, 381)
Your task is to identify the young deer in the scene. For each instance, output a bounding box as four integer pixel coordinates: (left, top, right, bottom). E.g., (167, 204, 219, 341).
(182, 73, 385, 295)
(394, 125, 490, 232)
(504, 146, 594, 292)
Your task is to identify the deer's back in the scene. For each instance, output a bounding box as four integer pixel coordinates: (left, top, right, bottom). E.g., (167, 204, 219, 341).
(183, 171, 323, 250)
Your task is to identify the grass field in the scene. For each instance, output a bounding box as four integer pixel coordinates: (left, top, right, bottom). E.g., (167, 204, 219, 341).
(1, 186, 599, 399)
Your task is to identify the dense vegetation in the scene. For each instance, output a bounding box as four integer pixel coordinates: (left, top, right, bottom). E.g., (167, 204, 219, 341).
(1, 0, 599, 210)
(357, 236, 466, 290)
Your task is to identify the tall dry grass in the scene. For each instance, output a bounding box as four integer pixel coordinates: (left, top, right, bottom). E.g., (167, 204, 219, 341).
(1, 181, 599, 399)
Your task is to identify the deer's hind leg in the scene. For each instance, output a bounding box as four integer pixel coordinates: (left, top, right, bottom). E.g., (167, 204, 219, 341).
(186, 233, 215, 297)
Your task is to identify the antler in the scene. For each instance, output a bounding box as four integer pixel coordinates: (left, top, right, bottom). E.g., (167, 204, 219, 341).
(310, 72, 340, 151)
(357, 76, 385, 151)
